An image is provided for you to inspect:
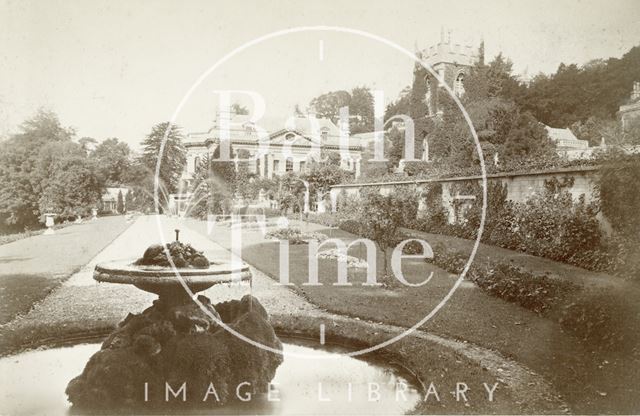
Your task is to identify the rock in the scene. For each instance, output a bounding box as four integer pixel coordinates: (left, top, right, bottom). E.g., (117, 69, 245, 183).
(66, 295, 283, 411)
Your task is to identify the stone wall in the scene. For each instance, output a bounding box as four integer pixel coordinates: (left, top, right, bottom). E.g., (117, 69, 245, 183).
(329, 166, 602, 225)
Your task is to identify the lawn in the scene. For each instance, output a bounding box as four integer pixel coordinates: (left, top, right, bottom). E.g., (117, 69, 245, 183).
(186, 218, 640, 414)
(0, 274, 64, 324)
(0, 216, 132, 325)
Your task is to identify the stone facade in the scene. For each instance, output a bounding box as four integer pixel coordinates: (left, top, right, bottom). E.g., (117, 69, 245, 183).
(182, 114, 364, 185)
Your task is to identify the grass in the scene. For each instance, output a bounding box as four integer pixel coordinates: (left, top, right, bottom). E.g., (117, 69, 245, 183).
(0, 221, 80, 246)
(0, 274, 65, 324)
(0, 230, 43, 246)
(192, 219, 640, 414)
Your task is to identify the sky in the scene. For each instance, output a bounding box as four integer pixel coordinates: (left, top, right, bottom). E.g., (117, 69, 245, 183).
(1, 0, 639, 148)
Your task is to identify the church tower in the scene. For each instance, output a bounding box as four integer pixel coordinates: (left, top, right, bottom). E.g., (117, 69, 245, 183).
(416, 29, 481, 117)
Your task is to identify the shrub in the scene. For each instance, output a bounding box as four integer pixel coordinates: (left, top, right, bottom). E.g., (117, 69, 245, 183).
(427, 243, 579, 314)
(338, 219, 364, 236)
(299, 212, 340, 228)
(400, 238, 425, 255)
(468, 264, 577, 314)
(411, 178, 617, 274)
(265, 227, 327, 245)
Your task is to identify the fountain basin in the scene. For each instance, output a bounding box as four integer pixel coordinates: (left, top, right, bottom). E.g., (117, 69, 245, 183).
(0, 338, 421, 415)
(94, 259, 251, 302)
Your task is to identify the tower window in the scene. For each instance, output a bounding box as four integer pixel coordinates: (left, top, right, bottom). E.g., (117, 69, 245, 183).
(454, 72, 465, 97)
(424, 77, 433, 116)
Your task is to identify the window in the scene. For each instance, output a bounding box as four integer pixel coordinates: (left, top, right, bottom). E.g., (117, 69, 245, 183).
(320, 128, 329, 141)
(299, 161, 306, 172)
(454, 72, 465, 97)
(424, 77, 433, 116)
(193, 156, 200, 171)
(273, 160, 280, 173)
(285, 158, 294, 172)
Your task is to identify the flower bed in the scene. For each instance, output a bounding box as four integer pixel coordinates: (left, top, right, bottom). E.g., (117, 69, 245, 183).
(265, 227, 328, 244)
(427, 242, 579, 314)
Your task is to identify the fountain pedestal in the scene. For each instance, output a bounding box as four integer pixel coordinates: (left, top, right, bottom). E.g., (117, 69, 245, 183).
(67, 259, 283, 411)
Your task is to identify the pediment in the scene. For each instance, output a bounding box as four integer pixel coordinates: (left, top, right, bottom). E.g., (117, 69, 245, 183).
(268, 129, 320, 147)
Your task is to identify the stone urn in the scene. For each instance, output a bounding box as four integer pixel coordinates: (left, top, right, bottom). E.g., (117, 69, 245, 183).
(67, 248, 283, 411)
(43, 213, 56, 235)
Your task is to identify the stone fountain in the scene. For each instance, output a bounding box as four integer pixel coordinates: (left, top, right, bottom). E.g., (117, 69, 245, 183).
(66, 232, 283, 411)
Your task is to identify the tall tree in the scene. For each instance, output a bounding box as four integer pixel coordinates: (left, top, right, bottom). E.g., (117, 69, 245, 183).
(523, 45, 640, 127)
(116, 190, 125, 214)
(36, 141, 102, 219)
(0, 109, 75, 230)
(188, 145, 237, 218)
(140, 122, 187, 193)
(91, 138, 132, 186)
(308, 87, 375, 133)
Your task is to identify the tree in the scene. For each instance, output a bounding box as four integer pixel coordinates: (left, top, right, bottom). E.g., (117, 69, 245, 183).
(303, 163, 352, 203)
(124, 188, 134, 212)
(140, 122, 187, 193)
(78, 137, 98, 153)
(308, 87, 375, 133)
(116, 190, 125, 214)
(348, 86, 375, 133)
(188, 145, 237, 218)
(91, 138, 132, 186)
(523, 46, 640, 127)
(357, 190, 407, 279)
(0, 109, 75, 231)
(36, 141, 102, 219)
(277, 173, 307, 214)
(309, 90, 350, 123)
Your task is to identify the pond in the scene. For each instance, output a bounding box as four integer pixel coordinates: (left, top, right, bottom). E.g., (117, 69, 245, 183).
(0, 338, 421, 415)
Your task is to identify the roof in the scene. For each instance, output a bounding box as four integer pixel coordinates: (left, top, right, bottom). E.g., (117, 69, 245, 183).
(544, 126, 589, 150)
(186, 115, 363, 149)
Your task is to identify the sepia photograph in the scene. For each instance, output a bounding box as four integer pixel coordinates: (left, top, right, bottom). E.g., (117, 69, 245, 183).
(1, 0, 639, 414)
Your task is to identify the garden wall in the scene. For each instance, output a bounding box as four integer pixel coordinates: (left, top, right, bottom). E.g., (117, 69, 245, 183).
(330, 166, 603, 226)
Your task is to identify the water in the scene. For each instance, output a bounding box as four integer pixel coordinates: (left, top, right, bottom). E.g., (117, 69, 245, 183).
(0, 340, 421, 415)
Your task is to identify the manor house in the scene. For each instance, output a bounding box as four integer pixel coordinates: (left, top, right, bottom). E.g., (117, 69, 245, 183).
(181, 113, 364, 188)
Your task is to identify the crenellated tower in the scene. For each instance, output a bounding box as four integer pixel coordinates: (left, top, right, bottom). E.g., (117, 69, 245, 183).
(416, 29, 481, 117)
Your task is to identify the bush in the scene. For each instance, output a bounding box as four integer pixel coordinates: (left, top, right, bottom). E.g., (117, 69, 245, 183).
(338, 219, 364, 236)
(468, 263, 577, 314)
(400, 238, 426, 255)
(412, 178, 618, 274)
(427, 243, 579, 314)
(298, 212, 340, 228)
